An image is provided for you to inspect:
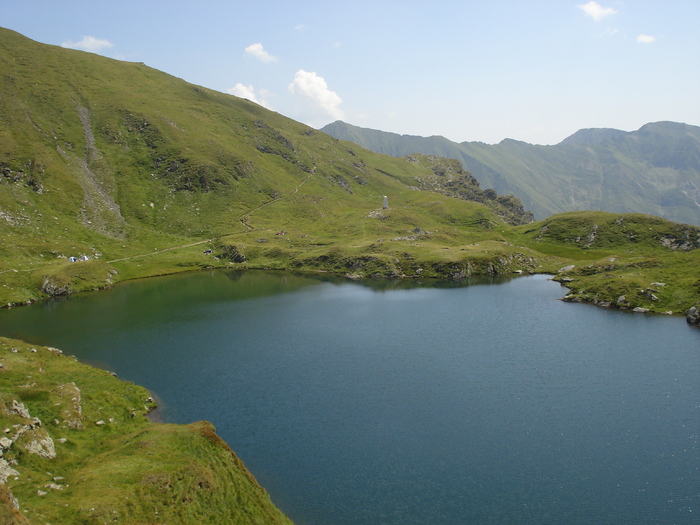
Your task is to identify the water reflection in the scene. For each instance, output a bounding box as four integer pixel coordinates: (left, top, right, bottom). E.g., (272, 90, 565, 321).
(0, 271, 697, 525)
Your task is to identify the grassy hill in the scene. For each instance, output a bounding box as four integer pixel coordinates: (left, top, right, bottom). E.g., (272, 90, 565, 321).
(321, 120, 700, 226)
(0, 26, 699, 523)
(0, 27, 536, 305)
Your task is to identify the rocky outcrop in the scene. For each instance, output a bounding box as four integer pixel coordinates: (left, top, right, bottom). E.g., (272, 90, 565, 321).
(220, 244, 247, 263)
(658, 229, 700, 251)
(0, 399, 58, 485)
(18, 428, 56, 459)
(406, 154, 534, 225)
(41, 275, 72, 296)
(56, 382, 84, 429)
(687, 304, 700, 326)
(0, 459, 20, 484)
(10, 400, 30, 419)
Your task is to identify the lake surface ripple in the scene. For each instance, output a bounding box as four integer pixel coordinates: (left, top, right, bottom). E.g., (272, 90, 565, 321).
(0, 271, 698, 524)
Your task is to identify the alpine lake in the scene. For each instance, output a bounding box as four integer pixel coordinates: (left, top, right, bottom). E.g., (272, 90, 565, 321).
(0, 270, 698, 524)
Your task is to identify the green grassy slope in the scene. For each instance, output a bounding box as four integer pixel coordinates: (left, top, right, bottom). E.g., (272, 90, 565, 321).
(0, 27, 534, 305)
(0, 27, 698, 315)
(321, 120, 700, 226)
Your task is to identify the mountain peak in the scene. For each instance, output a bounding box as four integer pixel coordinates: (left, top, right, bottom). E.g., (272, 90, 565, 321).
(558, 127, 628, 146)
(321, 119, 700, 225)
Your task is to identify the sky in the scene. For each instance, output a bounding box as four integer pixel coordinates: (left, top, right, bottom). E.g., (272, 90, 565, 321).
(2, 1, 699, 145)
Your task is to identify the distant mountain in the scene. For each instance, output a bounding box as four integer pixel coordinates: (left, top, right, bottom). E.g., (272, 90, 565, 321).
(321, 121, 700, 226)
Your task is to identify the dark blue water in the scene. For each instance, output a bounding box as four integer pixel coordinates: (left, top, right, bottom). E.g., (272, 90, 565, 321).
(0, 271, 698, 524)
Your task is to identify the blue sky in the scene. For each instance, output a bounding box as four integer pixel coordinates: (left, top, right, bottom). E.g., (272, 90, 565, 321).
(3, 1, 699, 144)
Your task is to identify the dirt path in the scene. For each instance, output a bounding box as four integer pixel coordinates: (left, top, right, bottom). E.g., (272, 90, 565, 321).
(2, 170, 317, 273)
(106, 239, 212, 264)
(239, 169, 315, 231)
(108, 168, 316, 263)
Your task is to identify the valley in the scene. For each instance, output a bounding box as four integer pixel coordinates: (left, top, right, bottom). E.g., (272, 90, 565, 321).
(322, 120, 700, 226)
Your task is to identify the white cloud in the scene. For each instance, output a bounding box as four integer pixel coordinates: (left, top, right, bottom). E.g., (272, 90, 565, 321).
(294, 24, 306, 32)
(228, 83, 258, 102)
(578, 1, 617, 21)
(61, 36, 114, 53)
(245, 43, 276, 63)
(637, 34, 656, 44)
(288, 70, 344, 120)
(227, 83, 273, 109)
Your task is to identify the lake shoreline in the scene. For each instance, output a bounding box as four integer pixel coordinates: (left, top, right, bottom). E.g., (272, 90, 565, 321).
(1, 272, 698, 524)
(3, 259, 697, 325)
(0, 336, 294, 524)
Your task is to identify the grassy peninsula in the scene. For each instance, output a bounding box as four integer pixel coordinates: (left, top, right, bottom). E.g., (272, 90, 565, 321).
(0, 26, 699, 523)
(0, 337, 292, 524)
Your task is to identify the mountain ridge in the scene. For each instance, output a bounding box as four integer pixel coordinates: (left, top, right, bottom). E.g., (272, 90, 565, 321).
(321, 120, 700, 226)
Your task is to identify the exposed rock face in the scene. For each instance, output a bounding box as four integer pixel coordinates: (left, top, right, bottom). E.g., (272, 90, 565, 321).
(658, 230, 700, 251)
(0, 398, 59, 487)
(220, 244, 247, 263)
(687, 304, 700, 326)
(407, 155, 534, 225)
(41, 275, 72, 296)
(18, 428, 56, 459)
(0, 459, 20, 484)
(10, 400, 30, 419)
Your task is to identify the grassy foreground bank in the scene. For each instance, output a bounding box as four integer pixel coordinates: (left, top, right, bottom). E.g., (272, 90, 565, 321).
(0, 337, 293, 525)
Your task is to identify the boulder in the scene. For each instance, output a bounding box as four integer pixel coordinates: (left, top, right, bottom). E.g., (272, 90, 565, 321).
(561, 294, 581, 303)
(0, 437, 11, 451)
(686, 305, 700, 326)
